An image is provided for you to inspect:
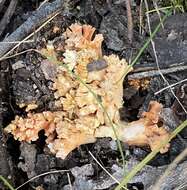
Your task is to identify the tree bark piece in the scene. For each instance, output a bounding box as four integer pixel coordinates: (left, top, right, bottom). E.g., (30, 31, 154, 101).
(128, 64, 187, 80)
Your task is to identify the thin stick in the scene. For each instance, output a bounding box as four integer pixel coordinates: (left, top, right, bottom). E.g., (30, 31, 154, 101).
(0, 49, 38, 60)
(0, 40, 34, 44)
(139, 0, 144, 35)
(177, 182, 187, 190)
(127, 65, 187, 79)
(39, 0, 49, 8)
(125, 0, 133, 44)
(0, 0, 72, 58)
(0, 12, 60, 61)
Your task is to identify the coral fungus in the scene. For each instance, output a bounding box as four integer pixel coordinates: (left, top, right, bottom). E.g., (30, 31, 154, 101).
(5, 23, 170, 159)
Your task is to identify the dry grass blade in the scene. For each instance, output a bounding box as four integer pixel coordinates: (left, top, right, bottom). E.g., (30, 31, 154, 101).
(0, 0, 73, 59)
(0, 11, 60, 61)
(0, 49, 38, 60)
(89, 151, 128, 190)
(176, 182, 187, 190)
(139, 0, 144, 35)
(152, 0, 164, 29)
(0, 40, 34, 44)
(39, 0, 49, 8)
(67, 172, 73, 190)
(155, 78, 187, 95)
(15, 170, 69, 190)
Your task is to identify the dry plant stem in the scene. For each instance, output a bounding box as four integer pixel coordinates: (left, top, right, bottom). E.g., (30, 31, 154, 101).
(0, 0, 18, 37)
(125, 0, 133, 44)
(0, 40, 34, 44)
(15, 170, 69, 190)
(0, 0, 73, 58)
(67, 172, 73, 190)
(39, 0, 49, 8)
(178, 182, 187, 190)
(0, 12, 60, 61)
(128, 64, 187, 79)
(153, 148, 187, 190)
(144, 0, 187, 115)
(152, 0, 164, 29)
(155, 78, 187, 95)
(0, 49, 37, 60)
(139, 0, 144, 35)
(89, 151, 128, 190)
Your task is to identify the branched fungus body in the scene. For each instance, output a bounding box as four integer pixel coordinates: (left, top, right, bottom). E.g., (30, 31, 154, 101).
(5, 24, 170, 159)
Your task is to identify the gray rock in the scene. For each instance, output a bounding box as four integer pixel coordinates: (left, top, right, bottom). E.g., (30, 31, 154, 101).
(18, 142, 37, 179)
(99, 7, 128, 51)
(63, 158, 187, 190)
(148, 13, 187, 66)
(12, 60, 25, 70)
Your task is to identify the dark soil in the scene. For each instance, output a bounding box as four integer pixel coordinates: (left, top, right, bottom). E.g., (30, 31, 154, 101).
(0, 1, 187, 190)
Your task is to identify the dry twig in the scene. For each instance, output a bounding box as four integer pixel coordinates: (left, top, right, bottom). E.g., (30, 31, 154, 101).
(125, 0, 133, 44)
(88, 151, 125, 188)
(128, 64, 187, 79)
(0, 0, 77, 58)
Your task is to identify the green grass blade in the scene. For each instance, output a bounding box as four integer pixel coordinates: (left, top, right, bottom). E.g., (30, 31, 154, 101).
(146, 4, 184, 14)
(115, 119, 187, 190)
(146, 6, 173, 14)
(0, 175, 15, 190)
(118, 10, 172, 83)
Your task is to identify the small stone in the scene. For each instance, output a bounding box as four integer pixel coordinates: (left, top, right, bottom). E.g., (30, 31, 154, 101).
(12, 61, 24, 70)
